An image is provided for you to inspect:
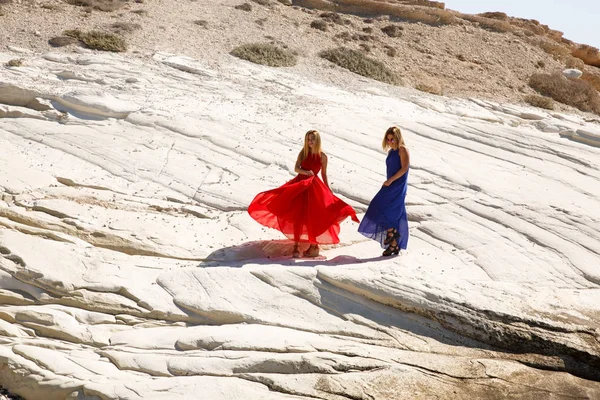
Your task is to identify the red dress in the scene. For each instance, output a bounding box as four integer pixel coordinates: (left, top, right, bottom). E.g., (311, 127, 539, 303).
(248, 153, 359, 244)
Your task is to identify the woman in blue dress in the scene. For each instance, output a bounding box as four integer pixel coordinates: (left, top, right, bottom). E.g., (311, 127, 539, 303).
(358, 126, 410, 256)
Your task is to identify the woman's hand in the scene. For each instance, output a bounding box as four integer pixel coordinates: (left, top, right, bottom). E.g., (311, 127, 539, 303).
(383, 178, 393, 186)
(305, 170, 314, 176)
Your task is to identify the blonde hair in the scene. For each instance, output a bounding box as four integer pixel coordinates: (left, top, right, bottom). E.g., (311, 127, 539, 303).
(382, 126, 406, 151)
(301, 129, 322, 160)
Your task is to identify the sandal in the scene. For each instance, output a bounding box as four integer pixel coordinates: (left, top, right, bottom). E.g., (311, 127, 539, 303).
(303, 244, 320, 258)
(292, 245, 300, 258)
(382, 243, 400, 257)
(384, 229, 399, 246)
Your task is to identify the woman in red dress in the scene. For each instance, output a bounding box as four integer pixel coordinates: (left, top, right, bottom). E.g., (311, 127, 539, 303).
(248, 130, 359, 257)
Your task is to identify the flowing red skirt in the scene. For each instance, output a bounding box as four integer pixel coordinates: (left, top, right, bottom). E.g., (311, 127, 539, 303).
(248, 174, 359, 244)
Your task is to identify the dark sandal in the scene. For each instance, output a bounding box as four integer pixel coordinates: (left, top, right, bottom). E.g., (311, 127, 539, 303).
(382, 243, 400, 256)
(384, 229, 399, 246)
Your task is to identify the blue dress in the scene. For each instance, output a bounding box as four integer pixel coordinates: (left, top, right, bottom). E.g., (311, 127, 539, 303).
(358, 149, 409, 249)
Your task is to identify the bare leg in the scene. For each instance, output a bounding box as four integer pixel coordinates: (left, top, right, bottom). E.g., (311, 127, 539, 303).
(292, 242, 300, 258)
(384, 227, 398, 245)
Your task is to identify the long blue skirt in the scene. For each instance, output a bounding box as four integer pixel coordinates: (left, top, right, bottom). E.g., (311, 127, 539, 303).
(358, 151, 409, 249)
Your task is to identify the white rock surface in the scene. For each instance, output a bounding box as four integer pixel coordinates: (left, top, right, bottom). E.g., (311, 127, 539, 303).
(0, 50, 600, 399)
(563, 68, 583, 79)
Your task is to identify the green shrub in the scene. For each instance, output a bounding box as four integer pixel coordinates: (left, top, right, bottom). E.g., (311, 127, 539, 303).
(65, 29, 127, 52)
(6, 58, 24, 67)
(231, 43, 297, 67)
(319, 47, 400, 85)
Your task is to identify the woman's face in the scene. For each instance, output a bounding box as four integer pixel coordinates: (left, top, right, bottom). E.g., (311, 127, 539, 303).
(386, 134, 397, 149)
(307, 134, 316, 148)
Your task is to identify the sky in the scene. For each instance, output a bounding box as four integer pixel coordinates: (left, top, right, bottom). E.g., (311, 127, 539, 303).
(444, 1, 600, 49)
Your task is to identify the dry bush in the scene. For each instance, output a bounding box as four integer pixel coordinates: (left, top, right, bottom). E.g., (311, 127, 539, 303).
(384, 45, 397, 57)
(478, 11, 508, 21)
(64, 0, 126, 12)
(235, 3, 252, 11)
(319, 2, 455, 26)
(459, 14, 513, 33)
(415, 76, 443, 95)
(565, 56, 585, 70)
(48, 35, 78, 47)
(359, 43, 371, 52)
(64, 29, 127, 52)
(335, 31, 353, 41)
(381, 24, 403, 38)
(531, 38, 571, 61)
(319, 11, 350, 25)
(310, 19, 328, 31)
(111, 21, 142, 33)
(362, 27, 373, 33)
(5, 58, 24, 67)
(231, 43, 297, 67)
(581, 70, 600, 92)
(524, 94, 554, 110)
(415, 83, 442, 95)
(535, 60, 545, 69)
(529, 72, 600, 114)
(319, 47, 400, 85)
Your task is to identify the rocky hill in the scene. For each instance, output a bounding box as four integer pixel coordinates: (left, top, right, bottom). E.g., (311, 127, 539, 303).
(1, 0, 600, 115)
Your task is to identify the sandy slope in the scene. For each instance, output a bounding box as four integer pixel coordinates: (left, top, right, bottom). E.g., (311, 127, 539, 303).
(1, 0, 599, 112)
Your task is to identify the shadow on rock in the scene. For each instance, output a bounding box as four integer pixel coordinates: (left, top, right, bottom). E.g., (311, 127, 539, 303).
(200, 240, 386, 268)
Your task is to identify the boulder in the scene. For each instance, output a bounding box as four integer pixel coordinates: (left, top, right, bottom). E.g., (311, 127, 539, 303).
(562, 68, 582, 79)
